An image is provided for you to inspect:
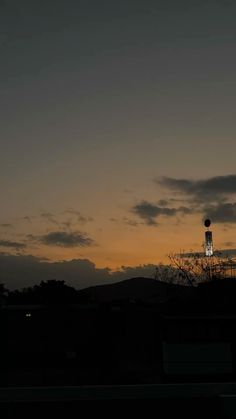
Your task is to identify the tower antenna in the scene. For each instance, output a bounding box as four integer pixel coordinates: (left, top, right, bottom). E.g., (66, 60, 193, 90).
(204, 219, 213, 256)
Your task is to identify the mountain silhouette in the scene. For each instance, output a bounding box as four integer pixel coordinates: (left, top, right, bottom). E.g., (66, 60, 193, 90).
(76, 277, 194, 304)
(6, 276, 236, 315)
(76, 276, 236, 315)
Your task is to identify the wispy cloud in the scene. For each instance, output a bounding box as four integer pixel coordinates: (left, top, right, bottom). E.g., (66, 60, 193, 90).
(21, 216, 35, 223)
(0, 239, 26, 249)
(64, 209, 93, 224)
(122, 217, 140, 227)
(204, 202, 236, 223)
(40, 212, 58, 225)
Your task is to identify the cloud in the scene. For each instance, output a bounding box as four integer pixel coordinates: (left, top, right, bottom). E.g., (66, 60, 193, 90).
(204, 202, 236, 223)
(40, 212, 58, 225)
(153, 174, 236, 223)
(77, 215, 93, 224)
(62, 221, 73, 229)
(122, 217, 140, 227)
(40, 231, 94, 247)
(157, 174, 236, 202)
(0, 224, 12, 228)
(0, 254, 157, 290)
(22, 216, 35, 222)
(25, 234, 37, 242)
(132, 200, 192, 225)
(132, 201, 176, 225)
(112, 264, 158, 281)
(64, 209, 93, 224)
(64, 209, 83, 216)
(157, 199, 169, 206)
(0, 239, 26, 249)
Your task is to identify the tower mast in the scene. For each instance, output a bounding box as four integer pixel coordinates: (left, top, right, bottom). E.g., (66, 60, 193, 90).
(204, 219, 213, 257)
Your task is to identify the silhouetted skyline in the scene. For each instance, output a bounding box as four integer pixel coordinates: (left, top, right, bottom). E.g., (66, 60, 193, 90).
(1, 1, 236, 287)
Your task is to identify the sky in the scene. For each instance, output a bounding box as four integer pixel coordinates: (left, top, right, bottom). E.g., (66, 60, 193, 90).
(1, 0, 236, 289)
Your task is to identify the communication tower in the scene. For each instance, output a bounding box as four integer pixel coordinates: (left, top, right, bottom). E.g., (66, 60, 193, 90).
(204, 219, 213, 257)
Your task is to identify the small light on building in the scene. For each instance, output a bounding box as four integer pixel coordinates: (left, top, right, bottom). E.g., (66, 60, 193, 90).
(25, 313, 32, 317)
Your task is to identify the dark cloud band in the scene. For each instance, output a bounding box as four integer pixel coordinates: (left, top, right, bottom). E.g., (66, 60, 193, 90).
(40, 231, 94, 247)
(156, 174, 236, 201)
(204, 203, 236, 223)
(132, 200, 191, 225)
(0, 239, 26, 249)
(0, 254, 157, 290)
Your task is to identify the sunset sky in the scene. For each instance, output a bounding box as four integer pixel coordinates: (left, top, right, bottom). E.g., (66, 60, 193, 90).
(1, 0, 236, 288)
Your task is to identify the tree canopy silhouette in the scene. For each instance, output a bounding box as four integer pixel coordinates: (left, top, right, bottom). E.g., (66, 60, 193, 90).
(8, 279, 77, 304)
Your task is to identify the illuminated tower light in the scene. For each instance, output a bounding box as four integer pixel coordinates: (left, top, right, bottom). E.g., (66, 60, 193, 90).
(204, 219, 213, 257)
